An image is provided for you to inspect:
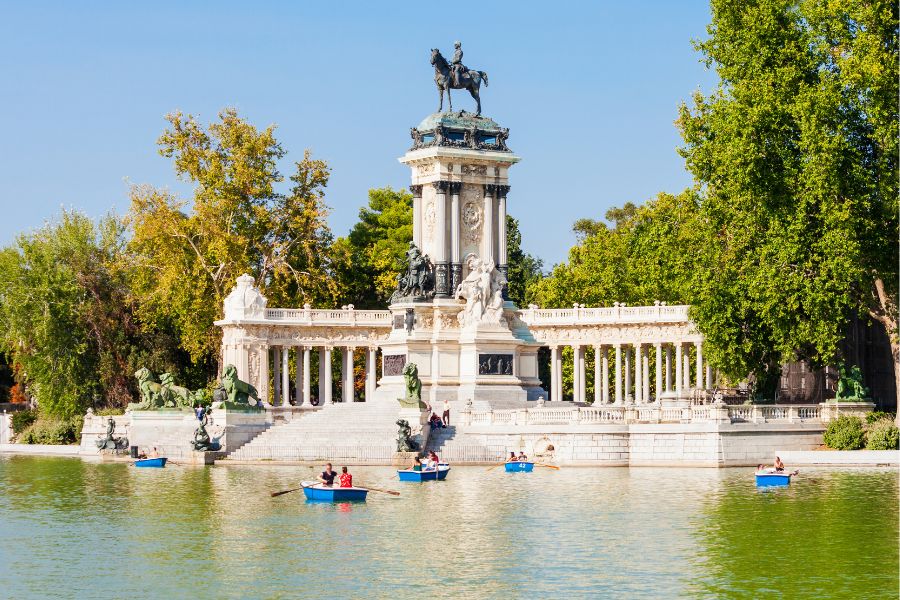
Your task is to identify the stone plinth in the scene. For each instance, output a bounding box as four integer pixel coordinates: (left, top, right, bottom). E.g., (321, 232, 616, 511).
(185, 450, 227, 465)
(819, 401, 875, 423)
(128, 407, 269, 457)
(392, 451, 419, 467)
(79, 409, 131, 455)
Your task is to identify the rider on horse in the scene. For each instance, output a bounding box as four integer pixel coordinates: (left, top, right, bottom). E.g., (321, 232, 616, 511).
(451, 41, 468, 86)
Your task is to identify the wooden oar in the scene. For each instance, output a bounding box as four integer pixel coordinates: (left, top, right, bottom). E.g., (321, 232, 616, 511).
(360, 485, 400, 496)
(535, 463, 560, 470)
(486, 463, 506, 471)
(271, 487, 304, 497)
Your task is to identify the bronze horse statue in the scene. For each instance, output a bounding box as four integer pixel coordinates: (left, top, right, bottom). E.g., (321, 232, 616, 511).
(431, 49, 489, 116)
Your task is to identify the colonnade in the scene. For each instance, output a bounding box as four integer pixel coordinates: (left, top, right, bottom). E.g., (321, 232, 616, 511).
(268, 346, 379, 406)
(547, 341, 713, 403)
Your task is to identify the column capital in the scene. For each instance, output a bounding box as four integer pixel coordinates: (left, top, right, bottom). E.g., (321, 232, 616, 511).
(448, 181, 463, 194)
(409, 184, 423, 197)
(496, 184, 510, 197)
(483, 183, 498, 196)
(432, 180, 451, 192)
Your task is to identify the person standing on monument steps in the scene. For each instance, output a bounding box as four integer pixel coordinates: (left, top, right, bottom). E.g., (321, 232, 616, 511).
(442, 398, 451, 426)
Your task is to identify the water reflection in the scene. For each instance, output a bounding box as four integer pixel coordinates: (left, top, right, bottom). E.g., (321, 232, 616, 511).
(0, 457, 895, 599)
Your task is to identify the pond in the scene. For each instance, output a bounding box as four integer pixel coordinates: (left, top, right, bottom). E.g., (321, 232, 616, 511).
(0, 457, 896, 598)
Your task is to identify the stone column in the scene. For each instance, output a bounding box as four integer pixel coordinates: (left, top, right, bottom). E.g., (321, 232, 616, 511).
(573, 345, 585, 403)
(633, 344, 642, 404)
(642, 345, 650, 405)
(614, 344, 623, 404)
(366, 347, 377, 401)
(410, 184, 423, 247)
(601, 346, 610, 403)
(302, 347, 311, 406)
(655, 343, 663, 402)
(282, 348, 290, 406)
(665, 346, 672, 392)
(483, 184, 496, 264)
(433, 181, 450, 298)
(294, 346, 303, 405)
(319, 347, 332, 405)
(683, 348, 691, 391)
(593, 346, 602, 404)
(449, 181, 462, 292)
(549, 346, 559, 401)
(343, 347, 356, 402)
(706, 364, 713, 390)
(695, 342, 704, 391)
(554, 347, 563, 401)
(675, 343, 683, 396)
(273, 346, 281, 405)
(624, 346, 632, 404)
(497, 185, 510, 299)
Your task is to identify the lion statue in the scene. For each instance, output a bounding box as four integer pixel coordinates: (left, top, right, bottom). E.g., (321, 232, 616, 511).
(222, 364, 260, 406)
(403, 362, 422, 404)
(127, 367, 166, 411)
(160, 372, 196, 409)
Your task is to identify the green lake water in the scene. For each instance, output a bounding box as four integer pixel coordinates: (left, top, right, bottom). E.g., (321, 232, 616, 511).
(0, 456, 896, 599)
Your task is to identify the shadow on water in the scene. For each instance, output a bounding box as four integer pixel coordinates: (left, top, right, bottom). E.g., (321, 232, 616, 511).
(686, 468, 899, 599)
(0, 457, 896, 599)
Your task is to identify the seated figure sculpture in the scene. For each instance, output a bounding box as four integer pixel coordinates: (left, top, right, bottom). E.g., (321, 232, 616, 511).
(396, 419, 420, 452)
(455, 253, 506, 328)
(95, 417, 129, 451)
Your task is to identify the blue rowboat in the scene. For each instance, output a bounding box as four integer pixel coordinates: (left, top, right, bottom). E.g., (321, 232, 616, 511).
(397, 464, 451, 482)
(301, 481, 368, 502)
(755, 472, 791, 487)
(134, 457, 167, 468)
(505, 461, 534, 472)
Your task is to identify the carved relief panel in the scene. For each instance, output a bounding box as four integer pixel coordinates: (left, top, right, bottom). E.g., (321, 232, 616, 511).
(460, 183, 483, 261)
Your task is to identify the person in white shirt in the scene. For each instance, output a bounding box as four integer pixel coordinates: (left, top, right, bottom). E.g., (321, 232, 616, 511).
(442, 399, 451, 426)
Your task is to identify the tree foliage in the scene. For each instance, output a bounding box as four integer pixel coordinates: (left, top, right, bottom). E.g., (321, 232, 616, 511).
(505, 215, 544, 307)
(127, 109, 336, 368)
(677, 0, 898, 396)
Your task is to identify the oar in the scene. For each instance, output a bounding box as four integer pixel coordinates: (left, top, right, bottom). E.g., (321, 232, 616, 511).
(486, 463, 506, 471)
(360, 485, 400, 496)
(271, 487, 304, 497)
(535, 463, 560, 470)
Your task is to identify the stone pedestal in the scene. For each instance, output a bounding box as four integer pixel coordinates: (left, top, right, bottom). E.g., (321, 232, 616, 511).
(127, 406, 269, 456)
(392, 451, 420, 467)
(185, 450, 227, 465)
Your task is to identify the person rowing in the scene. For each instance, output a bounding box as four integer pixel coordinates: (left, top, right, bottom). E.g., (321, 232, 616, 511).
(317, 462, 337, 486)
(507, 451, 517, 463)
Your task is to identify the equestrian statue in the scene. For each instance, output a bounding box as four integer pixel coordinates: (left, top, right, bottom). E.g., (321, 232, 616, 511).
(430, 42, 489, 115)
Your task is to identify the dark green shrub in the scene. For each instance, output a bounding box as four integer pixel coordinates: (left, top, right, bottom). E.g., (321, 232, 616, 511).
(19, 415, 84, 445)
(10, 409, 37, 435)
(823, 415, 865, 450)
(865, 411, 895, 424)
(93, 408, 124, 416)
(866, 419, 900, 450)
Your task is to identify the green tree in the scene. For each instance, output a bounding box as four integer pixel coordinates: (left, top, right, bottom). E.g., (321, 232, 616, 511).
(334, 187, 413, 308)
(505, 214, 544, 307)
(677, 0, 899, 398)
(127, 109, 336, 371)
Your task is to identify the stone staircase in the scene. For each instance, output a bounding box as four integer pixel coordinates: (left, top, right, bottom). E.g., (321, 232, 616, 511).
(224, 401, 400, 463)
(423, 399, 528, 463)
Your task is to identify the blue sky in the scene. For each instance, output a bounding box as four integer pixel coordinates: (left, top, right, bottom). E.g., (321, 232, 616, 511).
(0, 1, 717, 267)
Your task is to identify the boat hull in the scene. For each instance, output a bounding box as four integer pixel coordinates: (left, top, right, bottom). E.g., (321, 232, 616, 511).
(301, 482, 368, 502)
(505, 461, 534, 472)
(134, 457, 167, 468)
(755, 472, 791, 487)
(397, 465, 451, 482)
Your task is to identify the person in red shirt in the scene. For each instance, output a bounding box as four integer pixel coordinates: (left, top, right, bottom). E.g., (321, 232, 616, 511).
(338, 466, 353, 488)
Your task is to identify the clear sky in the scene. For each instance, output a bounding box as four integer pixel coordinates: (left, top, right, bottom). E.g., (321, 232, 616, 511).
(0, 1, 717, 267)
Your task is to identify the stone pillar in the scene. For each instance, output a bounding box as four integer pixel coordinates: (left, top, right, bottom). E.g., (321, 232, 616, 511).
(614, 344, 623, 404)
(601, 346, 610, 403)
(706, 364, 713, 390)
(550, 346, 559, 401)
(483, 184, 496, 264)
(273, 347, 281, 405)
(655, 343, 663, 402)
(433, 181, 449, 298)
(633, 344, 642, 404)
(366, 347, 377, 401)
(449, 181, 462, 292)
(695, 342, 704, 391)
(302, 347, 311, 406)
(665, 346, 672, 392)
(497, 185, 510, 299)
(341, 347, 354, 403)
(282, 348, 290, 406)
(573, 345, 585, 403)
(642, 345, 650, 405)
(410, 184, 423, 247)
(554, 347, 563, 401)
(675, 343, 683, 396)
(319, 347, 332, 405)
(294, 346, 303, 405)
(593, 346, 602, 404)
(624, 346, 632, 404)
(683, 348, 691, 392)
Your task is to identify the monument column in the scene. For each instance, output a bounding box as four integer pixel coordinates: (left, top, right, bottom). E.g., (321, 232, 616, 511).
(366, 347, 377, 400)
(302, 347, 311, 406)
(633, 344, 642, 404)
(410, 184, 423, 248)
(549, 346, 559, 401)
(342, 347, 355, 402)
(449, 181, 462, 292)
(433, 181, 450, 298)
(695, 342, 704, 391)
(614, 344, 623, 404)
(601, 346, 610, 403)
(483, 184, 496, 264)
(706, 364, 713, 390)
(654, 343, 663, 402)
(683, 349, 691, 391)
(273, 347, 282, 405)
(675, 343, 683, 396)
(665, 346, 673, 392)
(573, 345, 584, 403)
(593, 346, 602, 404)
(319, 347, 332, 405)
(642, 345, 650, 405)
(294, 346, 303, 405)
(281, 348, 290, 406)
(497, 184, 510, 299)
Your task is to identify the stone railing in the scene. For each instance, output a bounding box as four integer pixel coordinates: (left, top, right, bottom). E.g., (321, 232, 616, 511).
(263, 305, 392, 327)
(519, 303, 690, 326)
(461, 403, 825, 426)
